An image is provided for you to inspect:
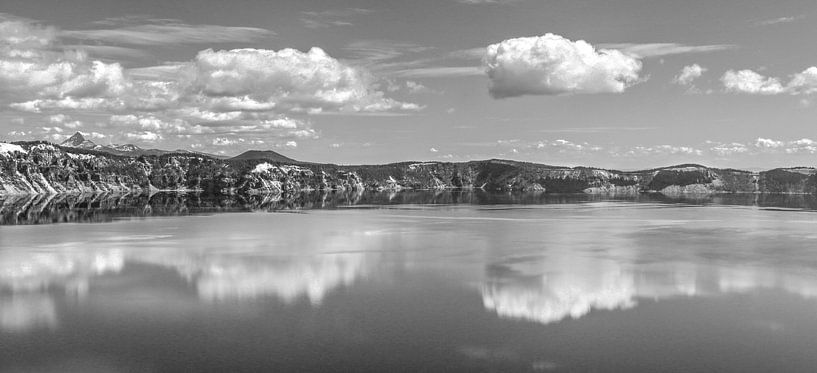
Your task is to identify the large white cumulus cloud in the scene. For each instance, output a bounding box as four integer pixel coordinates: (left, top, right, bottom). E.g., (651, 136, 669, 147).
(192, 47, 416, 113)
(484, 33, 643, 98)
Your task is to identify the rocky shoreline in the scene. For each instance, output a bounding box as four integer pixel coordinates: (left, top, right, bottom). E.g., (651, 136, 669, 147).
(1, 141, 816, 196)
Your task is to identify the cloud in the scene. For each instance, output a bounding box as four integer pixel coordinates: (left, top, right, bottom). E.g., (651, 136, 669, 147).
(787, 67, 817, 95)
(674, 64, 706, 85)
(344, 39, 432, 67)
(394, 66, 483, 78)
(455, 0, 522, 4)
(708, 138, 817, 155)
(212, 137, 239, 146)
(756, 15, 804, 26)
(0, 17, 167, 113)
(300, 8, 374, 29)
(192, 47, 418, 113)
(721, 67, 817, 95)
(709, 142, 749, 156)
(785, 138, 817, 154)
(63, 120, 83, 129)
(108, 114, 203, 135)
(341, 40, 488, 81)
(535, 139, 603, 153)
(404, 80, 429, 94)
(447, 47, 487, 60)
(721, 69, 785, 95)
(621, 145, 703, 157)
(598, 43, 737, 58)
(755, 137, 784, 148)
(0, 14, 418, 149)
(60, 22, 273, 46)
(48, 114, 68, 123)
(484, 33, 643, 98)
(62, 45, 149, 60)
(0, 13, 55, 48)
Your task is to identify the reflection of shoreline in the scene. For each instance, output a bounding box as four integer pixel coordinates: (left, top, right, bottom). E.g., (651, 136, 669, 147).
(2, 191, 817, 225)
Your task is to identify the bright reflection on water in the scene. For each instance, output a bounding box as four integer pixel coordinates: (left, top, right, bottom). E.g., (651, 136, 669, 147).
(2, 195, 817, 371)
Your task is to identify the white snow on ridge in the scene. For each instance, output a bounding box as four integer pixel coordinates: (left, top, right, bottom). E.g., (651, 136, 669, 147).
(252, 162, 276, 174)
(408, 162, 438, 170)
(278, 165, 312, 175)
(0, 143, 27, 156)
(67, 153, 96, 161)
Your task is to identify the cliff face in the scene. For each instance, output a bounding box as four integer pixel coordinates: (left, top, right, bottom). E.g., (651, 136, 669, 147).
(0, 142, 366, 196)
(1, 142, 815, 196)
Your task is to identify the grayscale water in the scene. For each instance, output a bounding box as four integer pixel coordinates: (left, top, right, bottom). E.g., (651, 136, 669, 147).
(2, 193, 817, 372)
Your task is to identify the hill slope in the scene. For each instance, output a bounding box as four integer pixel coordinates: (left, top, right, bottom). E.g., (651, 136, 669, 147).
(231, 150, 299, 163)
(1, 140, 815, 196)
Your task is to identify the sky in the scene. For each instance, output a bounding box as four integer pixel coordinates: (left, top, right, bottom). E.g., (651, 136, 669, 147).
(1, 0, 816, 169)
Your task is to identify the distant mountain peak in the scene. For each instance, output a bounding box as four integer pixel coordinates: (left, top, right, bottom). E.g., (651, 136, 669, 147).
(62, 132, 89, 147)
(61, 132, 98, 149)
(53, 133, 225, 159)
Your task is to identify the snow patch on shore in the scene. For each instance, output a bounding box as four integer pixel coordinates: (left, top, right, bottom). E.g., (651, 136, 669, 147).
(0, 143, 27, 156)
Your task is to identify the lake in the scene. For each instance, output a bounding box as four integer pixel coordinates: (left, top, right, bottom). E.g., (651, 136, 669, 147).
(2, 192, 817, 372)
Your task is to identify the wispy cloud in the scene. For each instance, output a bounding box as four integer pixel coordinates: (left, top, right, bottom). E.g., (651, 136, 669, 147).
(598, 43, 737, 58)
(340, 39, 491, 80)
(311, 111, 419, 117)
(344, 40, 432, 65)
(447, 47, 486, 60)
(62, 45, 149, 59)
(342, 40, 485, 79)
(300, 8, 374, 29)
(755, 15, 804, 26)
(61, 20, 274, 45)
(536, 126, 657, 134)
(454, 0, 523, 4)
(393, 66, 483, 78)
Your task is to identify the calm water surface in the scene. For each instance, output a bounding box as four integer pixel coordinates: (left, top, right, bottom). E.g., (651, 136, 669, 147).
(2, 193, 817, 371)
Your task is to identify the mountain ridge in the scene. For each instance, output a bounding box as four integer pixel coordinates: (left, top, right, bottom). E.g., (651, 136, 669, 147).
(0, 138, 815, 196)
(231, 149, 299, 163)
(59, 132, 224, 159)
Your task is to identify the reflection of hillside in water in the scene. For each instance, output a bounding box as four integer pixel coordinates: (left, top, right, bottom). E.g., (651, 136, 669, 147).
(0, 191, 362, 225)
(2, 191, 817, 225)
